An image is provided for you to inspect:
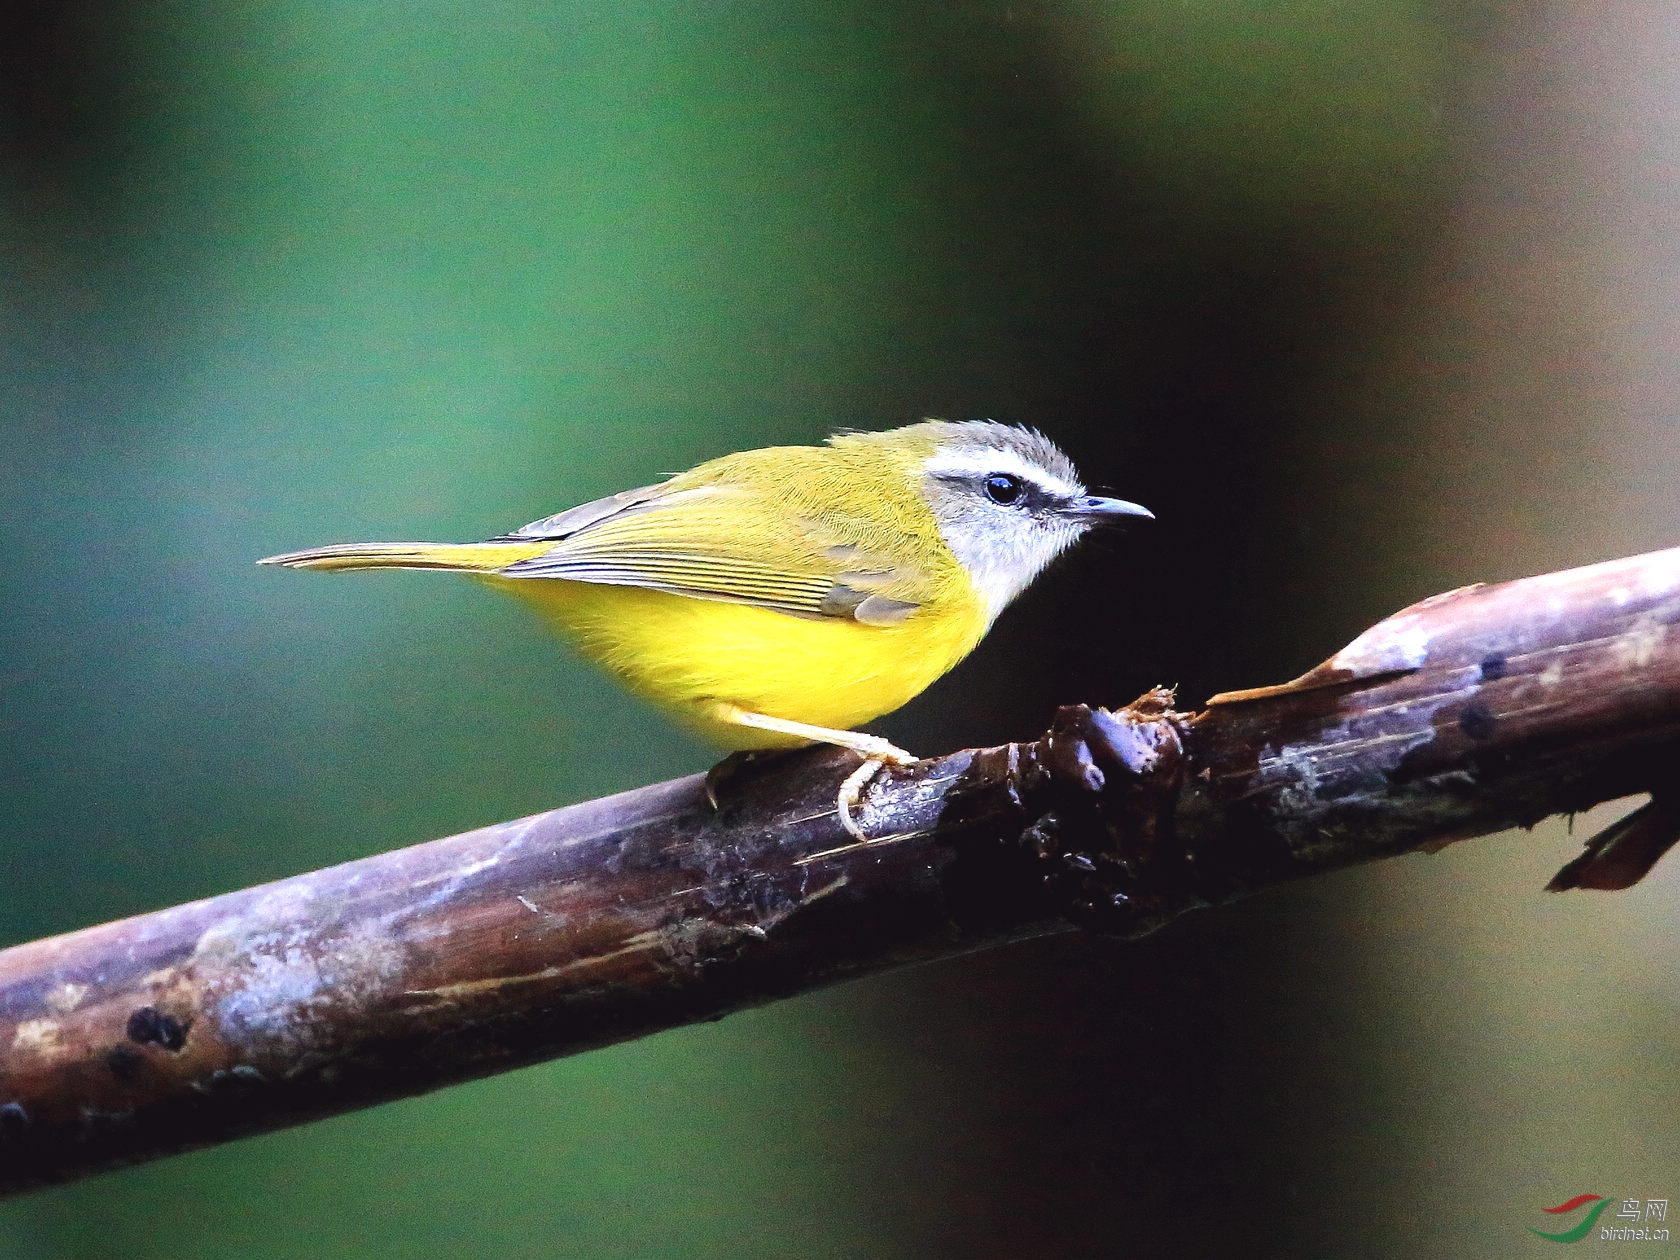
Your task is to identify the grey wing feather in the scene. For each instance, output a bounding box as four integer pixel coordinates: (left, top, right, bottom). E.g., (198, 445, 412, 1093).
(817, 583, 920, 625)
(497, 483, 672, 541)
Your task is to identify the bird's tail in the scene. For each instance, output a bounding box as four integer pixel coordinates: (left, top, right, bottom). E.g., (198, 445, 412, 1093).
(258, 540, 552, 573)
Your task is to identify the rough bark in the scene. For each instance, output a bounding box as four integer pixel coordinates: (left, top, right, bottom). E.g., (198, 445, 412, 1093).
(1, 545, 1676, 1194)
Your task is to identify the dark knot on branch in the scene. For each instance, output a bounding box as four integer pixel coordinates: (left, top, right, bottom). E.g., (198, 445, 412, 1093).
(1007, 690, 1193, 936)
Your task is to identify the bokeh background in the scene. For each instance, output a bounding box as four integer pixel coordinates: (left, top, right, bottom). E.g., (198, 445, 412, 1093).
(3, 1, 1679, 1255)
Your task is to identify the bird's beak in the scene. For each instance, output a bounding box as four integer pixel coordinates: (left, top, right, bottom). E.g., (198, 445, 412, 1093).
(1069, 495, 1154, 523)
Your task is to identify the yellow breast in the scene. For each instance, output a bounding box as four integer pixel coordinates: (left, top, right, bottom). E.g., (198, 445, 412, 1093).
(488, 573, 991, 749)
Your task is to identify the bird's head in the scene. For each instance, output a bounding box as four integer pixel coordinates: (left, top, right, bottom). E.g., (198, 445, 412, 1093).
(847, 420, 1153, 620)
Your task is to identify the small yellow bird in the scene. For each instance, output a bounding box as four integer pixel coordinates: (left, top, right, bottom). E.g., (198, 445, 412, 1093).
(261, 421, 1150, 835)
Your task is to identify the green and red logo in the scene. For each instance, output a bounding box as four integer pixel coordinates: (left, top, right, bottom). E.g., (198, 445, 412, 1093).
(1530, 1195, 1613, 1243)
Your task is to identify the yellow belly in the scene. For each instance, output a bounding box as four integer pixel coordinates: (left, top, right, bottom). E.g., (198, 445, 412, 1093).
(486, 577, 990, 750)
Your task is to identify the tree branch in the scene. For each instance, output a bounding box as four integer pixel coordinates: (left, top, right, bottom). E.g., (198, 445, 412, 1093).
(2, 545, 1677, 1194)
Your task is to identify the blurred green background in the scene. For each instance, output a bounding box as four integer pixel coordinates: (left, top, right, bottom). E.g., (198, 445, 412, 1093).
(3, 1, 1678, 1255)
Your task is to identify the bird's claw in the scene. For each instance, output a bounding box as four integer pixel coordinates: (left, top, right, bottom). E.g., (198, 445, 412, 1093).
(703, 751, 760, 811)
(835, 742, 917, 840)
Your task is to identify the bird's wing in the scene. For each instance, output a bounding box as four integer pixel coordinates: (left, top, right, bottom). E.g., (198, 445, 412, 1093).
(497, 483, 933, 625)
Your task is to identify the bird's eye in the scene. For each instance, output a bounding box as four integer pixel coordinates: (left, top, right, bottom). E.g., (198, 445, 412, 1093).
(983, 473, 1025, 505)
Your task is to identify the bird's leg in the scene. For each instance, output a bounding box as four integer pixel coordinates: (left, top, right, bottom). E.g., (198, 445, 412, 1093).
(708, 704, 917, 765)
(709, 705, 917, 840)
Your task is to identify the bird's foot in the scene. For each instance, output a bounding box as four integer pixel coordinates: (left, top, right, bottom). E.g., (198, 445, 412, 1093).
(835, 739, 918, 841)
